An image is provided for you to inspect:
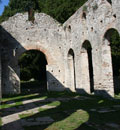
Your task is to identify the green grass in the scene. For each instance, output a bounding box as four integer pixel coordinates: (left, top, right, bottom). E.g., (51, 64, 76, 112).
(44, 110, 89, 130)
(1, 91, 120, 129)
(1, 101, 23, 109)
(19, 113, 34, 119)
(115, 93, 120, 99)
(2, 93, 39, 102)
(47, 101, 61, 106)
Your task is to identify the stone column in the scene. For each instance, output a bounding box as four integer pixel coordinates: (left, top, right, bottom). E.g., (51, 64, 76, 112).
(80, 51, 90, 94)
(2, 49, 20, 95)
(67, 56, 75, 92)
(101, 42, 114, 97)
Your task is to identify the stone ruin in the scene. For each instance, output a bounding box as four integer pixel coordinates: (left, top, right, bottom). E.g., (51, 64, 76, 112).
(0, 0, 120, 98)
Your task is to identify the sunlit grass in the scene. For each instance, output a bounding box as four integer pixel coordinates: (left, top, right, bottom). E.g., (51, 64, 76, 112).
(46, 110, 89, 130)
(47, 101, 61, 106)
(19, 113, 34, 119)
(2, 93, 39, 102)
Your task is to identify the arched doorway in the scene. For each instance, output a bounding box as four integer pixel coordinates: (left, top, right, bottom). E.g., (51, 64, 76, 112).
(104, 28, 120, 94)
(81, 40, 94, 93)
(68, 49, 76, 91)
(18, 50, 47, 94)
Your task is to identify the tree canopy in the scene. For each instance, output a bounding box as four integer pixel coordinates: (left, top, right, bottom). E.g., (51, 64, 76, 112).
(0, 0, 88, 23)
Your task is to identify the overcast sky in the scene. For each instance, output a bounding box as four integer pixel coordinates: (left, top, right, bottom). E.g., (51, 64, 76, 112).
(0, 0, 10, 16)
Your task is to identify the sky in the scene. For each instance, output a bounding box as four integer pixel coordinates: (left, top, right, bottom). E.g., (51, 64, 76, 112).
(0, 0, 10, 16)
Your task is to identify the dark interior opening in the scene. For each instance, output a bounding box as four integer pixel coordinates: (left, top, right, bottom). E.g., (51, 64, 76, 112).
(68, 25, 71, 32)
(18, 50, 47, 94)
(68, 49, 74, 59)
(113, 14, 116, 18)
(82, 12, 86, 19)
(83, 41, 94, 93)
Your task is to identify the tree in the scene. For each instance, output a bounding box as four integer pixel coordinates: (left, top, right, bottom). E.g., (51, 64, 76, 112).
(0, 0, 88, 23)
(19, 50, 47, 81)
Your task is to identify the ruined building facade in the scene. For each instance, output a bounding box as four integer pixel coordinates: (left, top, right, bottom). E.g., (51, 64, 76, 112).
(0, 0, 120, 98)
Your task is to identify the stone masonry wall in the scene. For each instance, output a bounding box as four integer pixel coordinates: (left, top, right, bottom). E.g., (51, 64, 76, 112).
(0, 0, 119, 97)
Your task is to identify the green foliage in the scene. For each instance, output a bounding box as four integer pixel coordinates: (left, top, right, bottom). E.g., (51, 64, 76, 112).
(0, 0, 88, 23)
(83, 5, 88, 12)
(20, 68, 32, 81)
(18, 50, 47, 81)
(111, 30, 120, 56)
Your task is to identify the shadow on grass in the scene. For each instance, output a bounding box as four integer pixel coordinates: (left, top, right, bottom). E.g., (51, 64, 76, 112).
(1, 90, 120, 130)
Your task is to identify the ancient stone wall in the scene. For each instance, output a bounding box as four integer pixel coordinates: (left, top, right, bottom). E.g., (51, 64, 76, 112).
(63, 0, 120, 97)
(0, 0, 119, 97)
(0, 13, 66, 95)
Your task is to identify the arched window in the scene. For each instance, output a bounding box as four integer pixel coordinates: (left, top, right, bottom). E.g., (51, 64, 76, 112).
(82, 12, 86, 19)
(68, 49, 76, 91)
(81, 40, 94, 93)
(104, 28, 120, 94)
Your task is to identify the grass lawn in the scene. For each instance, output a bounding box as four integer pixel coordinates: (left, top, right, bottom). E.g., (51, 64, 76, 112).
(1, 91, 120, 130)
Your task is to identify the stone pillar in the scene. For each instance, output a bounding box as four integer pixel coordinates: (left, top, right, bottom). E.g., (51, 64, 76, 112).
(92, 48, 103, 95)
(67, 56, 75, 92)
(2, 63, 20, 95)
(101, 43, 114, 97)
(1, 49, 9, 95)
(80, 51, 90, 94)
(2, 49, 20, 95)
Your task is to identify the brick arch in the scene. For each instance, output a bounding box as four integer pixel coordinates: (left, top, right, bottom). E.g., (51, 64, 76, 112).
(16, 44, 55, 65)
